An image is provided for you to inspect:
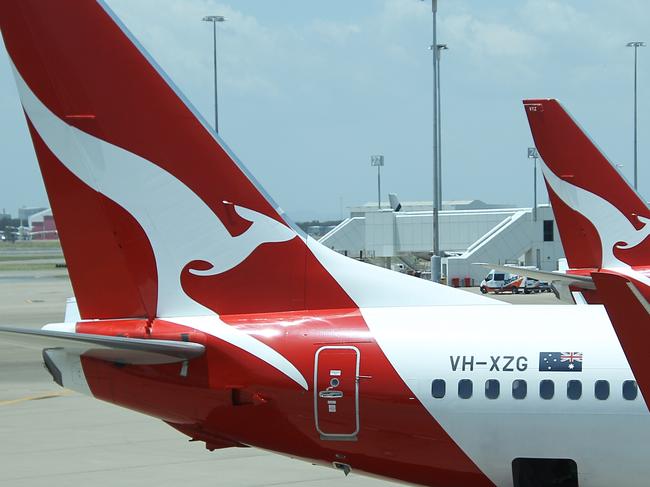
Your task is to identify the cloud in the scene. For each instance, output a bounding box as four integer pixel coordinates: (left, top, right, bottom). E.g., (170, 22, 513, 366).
(380, 0, 430, 22)
(0, 0, 648, 218)
(444, 13, 542, 59)
(309, 20, 361, 45)
(107, 0, 285, 98)
(520, 1, 588, 36)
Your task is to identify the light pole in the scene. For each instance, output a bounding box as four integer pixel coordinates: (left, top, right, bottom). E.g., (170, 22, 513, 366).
(626, 41, 645, 191)
(421, 0, 441, 282)
(371, 155, 385, 209)
(202, 15, 226, 133)
(528, 147, 539, 222)
(435, 44, 448, 215)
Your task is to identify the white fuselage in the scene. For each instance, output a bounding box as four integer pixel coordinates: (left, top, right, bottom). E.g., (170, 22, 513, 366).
(364, 304, 649, 487)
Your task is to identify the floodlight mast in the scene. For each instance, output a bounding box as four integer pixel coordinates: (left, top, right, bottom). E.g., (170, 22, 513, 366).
(528, 147, 539, 222)
(202, 15, 226, 133)
(626, 41, 645, 191)
(371, 155, 385, 209)
(436, 43, 448, 225)
(421, 0, 441, 282)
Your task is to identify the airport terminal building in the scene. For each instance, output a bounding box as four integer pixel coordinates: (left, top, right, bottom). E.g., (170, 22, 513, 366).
(12, 199, 565, 285)
(319, 200, 565, 285)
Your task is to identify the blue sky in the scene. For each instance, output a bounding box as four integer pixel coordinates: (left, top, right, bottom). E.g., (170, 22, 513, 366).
(0, 0, 648, 221)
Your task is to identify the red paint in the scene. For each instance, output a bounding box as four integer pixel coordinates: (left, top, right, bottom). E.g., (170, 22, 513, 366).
(78, 312, 494, 487)
(1, 0, 356, 317)
(614, 236, 650, 269)
(524, 100, 650, 268)
(545, 185, 603, 269)
(25, 119, 158, 320)
(525, 99, 650, 410)
(591, 271, 650, 404)
(0, 3, 496, 485)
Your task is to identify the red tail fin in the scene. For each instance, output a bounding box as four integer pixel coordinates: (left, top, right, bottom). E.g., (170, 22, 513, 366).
(523, 99, 650, 269)
(0, 0, 359, 319)
(0, 1, 495, 321)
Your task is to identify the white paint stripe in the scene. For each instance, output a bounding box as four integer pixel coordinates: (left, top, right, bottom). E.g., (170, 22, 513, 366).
(13, 62, 296, 317)
(541, 161, 650, 269)
(166, 316, 308, 390)
(608, 266, 650, 288)
(11, 63, 307, 391)
(307, 238, 502, 308)
(626, 282, 650, 314)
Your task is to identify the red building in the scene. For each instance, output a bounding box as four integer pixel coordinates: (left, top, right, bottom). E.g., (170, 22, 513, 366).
(29, 209, 58, 240)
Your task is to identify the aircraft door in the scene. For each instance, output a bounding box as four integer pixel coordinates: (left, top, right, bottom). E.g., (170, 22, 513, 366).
(314, 346, 359, 441)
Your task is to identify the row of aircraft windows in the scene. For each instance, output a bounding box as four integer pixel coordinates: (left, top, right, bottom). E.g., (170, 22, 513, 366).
(431, 379, 639, 401)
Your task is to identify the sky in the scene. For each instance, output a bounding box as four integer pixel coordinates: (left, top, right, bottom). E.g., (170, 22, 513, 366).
(0, 0, 648, 221)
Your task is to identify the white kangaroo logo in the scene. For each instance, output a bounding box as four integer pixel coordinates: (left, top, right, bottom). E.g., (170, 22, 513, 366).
(541, 161, 650, 268)
(14, 65, 296, 316)
(14, 65, 307, 389)
(188, 205, 295, 277)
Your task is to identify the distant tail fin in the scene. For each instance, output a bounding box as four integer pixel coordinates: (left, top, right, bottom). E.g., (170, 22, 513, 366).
(0, 1, 494, 321)
(523, 99, 650, 270)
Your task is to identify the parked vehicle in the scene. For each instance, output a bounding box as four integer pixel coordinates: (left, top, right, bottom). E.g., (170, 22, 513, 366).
(521, 277, 552, 294)
(479, 270, 524, 294)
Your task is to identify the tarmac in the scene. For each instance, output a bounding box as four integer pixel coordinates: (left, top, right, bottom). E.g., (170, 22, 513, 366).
(0, 269, 558, 486)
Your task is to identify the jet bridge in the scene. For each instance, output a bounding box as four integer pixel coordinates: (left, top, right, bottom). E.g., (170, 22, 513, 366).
(319, 204, 564, 285)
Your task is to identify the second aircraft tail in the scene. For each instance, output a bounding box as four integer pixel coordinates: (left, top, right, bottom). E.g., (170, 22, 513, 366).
(523, 99, 650, 270)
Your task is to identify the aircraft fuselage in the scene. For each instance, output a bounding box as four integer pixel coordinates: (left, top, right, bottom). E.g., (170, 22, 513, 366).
(52, 304, 647, 487)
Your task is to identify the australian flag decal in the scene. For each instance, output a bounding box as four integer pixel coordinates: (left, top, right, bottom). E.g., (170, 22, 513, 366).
(539, 352, 583, 372)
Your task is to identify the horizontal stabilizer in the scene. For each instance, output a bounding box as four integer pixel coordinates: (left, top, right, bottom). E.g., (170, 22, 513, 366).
(473, 263, 595, 290)
(0, 326, 205, 365)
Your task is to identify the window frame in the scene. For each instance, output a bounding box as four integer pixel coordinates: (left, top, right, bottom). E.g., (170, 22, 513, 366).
(458, 379, 473, 399)
(431, 379, 446, 399)
(595, 380, 610, 400)
(512, 379, 527, 400)
(567, 380, 582, 400)
(623, 380, 638, 401)
(485, 379, 500, 400)
(539, 379, 555, 400)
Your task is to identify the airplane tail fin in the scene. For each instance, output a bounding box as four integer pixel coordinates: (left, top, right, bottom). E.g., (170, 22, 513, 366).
(0, 0, 359, 319)
(523, 99, 650, 269)
(0, 1, 495, 321)
(590, 271, 650, 402)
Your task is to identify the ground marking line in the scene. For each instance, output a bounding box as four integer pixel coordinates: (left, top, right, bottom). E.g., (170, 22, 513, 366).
(0, 389, 72, 407)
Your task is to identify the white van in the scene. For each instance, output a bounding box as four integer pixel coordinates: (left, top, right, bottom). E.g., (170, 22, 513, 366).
(479, 270, 524, 294)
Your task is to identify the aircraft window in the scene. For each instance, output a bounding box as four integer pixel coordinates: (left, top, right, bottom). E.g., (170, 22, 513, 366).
(458, 379, 473, 399)
(431, 379, 446, 399)
(539, 380, 554, 400)
(512, 379, 527, 399)
(623, 380, 638, 401)
(595, 380, 610, 400)
(567, 380, 582, 400)
(485, 379, 500, 399)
